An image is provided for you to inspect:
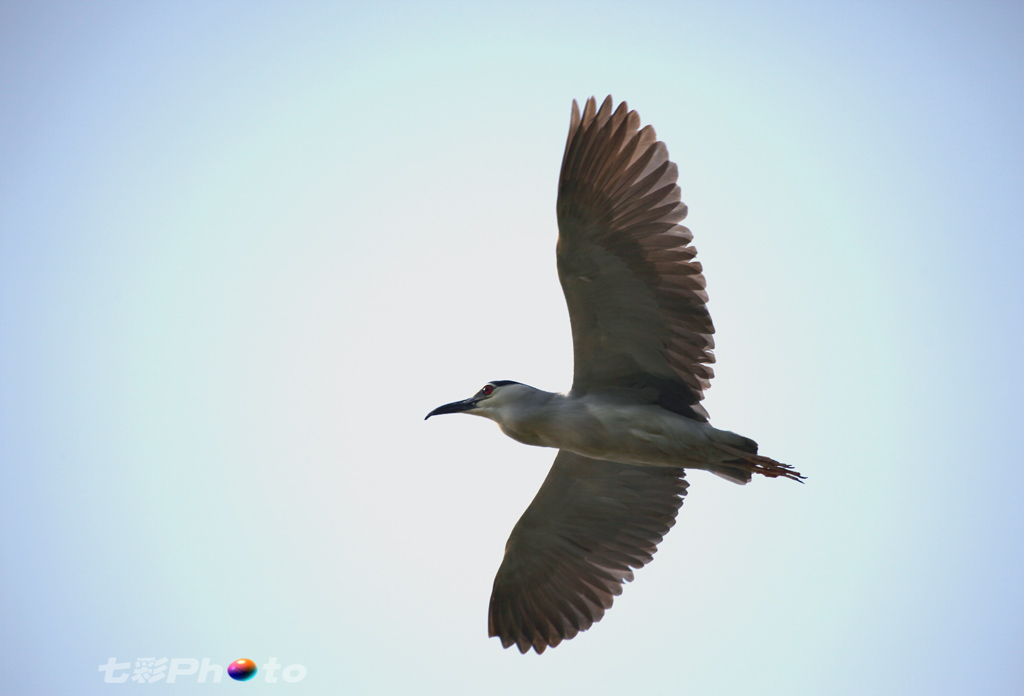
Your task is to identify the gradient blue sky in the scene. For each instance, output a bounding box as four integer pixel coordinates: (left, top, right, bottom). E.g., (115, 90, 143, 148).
(2, 2, 1023, 694)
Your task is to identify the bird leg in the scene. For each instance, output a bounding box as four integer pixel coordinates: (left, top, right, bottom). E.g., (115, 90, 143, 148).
(712, 443, 806, 483)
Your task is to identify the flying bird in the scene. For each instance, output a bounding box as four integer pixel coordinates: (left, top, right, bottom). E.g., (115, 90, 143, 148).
(426, 96, 803, 654)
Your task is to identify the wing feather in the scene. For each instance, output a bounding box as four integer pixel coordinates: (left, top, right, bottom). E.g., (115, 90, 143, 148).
(557, 96, 715, 421)
(487, 451, 687, 654)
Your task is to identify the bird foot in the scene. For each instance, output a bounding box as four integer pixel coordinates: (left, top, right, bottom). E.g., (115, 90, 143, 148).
(714, 444, 806, 483)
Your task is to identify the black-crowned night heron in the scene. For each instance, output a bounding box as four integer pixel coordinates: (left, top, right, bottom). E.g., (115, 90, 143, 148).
(427, 96, 803, 654)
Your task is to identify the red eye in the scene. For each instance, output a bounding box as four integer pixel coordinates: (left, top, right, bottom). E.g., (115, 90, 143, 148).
(481, 384, 494, 396)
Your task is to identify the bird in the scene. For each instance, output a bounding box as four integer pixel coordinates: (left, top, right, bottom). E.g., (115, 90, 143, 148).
(426, 95, 803, 655)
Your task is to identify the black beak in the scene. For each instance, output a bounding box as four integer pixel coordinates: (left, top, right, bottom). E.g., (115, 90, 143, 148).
(425, 397, 479, 420)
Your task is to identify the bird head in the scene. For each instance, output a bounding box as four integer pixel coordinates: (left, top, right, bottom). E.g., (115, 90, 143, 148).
(425, 380, 524, 421)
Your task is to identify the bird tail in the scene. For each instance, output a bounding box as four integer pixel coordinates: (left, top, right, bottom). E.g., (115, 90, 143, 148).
(708, 462, 755, 485)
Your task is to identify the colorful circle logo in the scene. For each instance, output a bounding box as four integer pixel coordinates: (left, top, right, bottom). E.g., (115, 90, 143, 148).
(227, 658, 258, 681)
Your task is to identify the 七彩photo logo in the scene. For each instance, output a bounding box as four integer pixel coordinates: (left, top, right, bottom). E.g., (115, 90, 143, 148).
(98, 657, 306, 683)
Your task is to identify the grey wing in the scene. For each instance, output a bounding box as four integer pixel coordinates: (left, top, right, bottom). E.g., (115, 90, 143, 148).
(557, 95, 715, 421)
(488, 450, 688, 654)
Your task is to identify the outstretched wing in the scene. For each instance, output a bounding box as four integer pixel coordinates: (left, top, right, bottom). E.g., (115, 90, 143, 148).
(557, 95, 715, 421)
(488, 450, 687, 654)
